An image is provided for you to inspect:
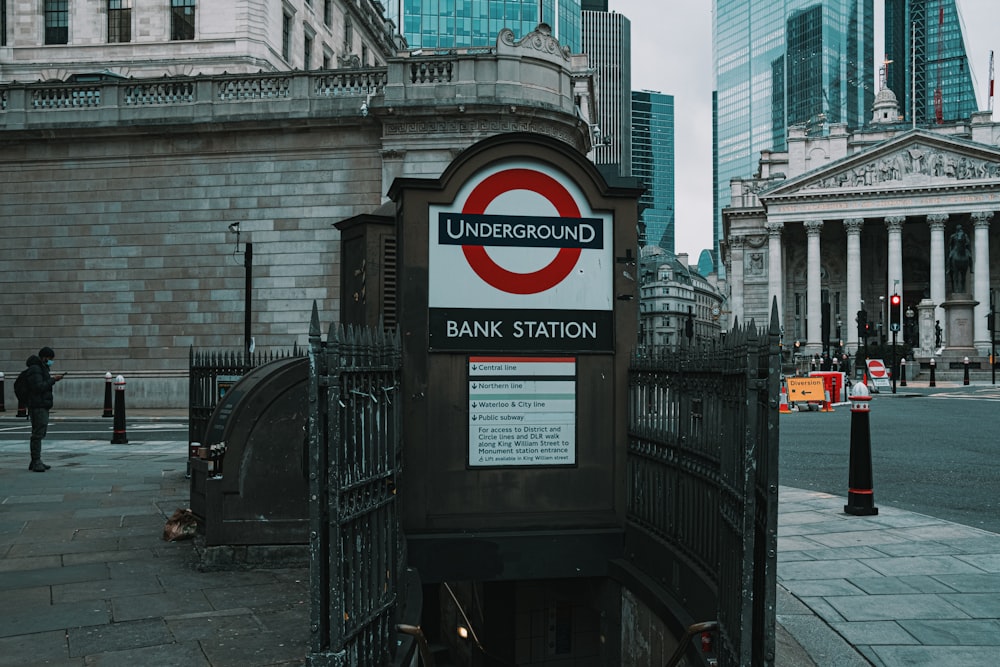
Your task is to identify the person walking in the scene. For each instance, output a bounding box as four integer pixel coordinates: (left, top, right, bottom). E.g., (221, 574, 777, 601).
(24, 346, 65, 472)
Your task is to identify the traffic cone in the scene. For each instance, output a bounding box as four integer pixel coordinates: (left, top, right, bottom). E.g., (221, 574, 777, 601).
(779, 384, 792, 414)
(821, 389, 833, 412)
(844, 382, 878, 516)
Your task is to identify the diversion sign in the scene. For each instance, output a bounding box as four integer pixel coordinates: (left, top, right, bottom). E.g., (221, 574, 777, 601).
(428, 161, 614, 352)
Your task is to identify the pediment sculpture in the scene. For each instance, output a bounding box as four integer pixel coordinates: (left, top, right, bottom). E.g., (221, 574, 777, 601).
(801, 145, 1000, 191)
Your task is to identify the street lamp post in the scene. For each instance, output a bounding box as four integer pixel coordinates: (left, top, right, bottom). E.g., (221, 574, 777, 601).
(228, 222, 253, 358)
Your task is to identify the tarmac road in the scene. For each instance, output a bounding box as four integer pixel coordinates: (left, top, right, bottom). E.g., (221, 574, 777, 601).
(780, 383, 1000, 535)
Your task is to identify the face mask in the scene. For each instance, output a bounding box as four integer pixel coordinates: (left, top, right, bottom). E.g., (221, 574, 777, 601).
(46, 360, 53, 367)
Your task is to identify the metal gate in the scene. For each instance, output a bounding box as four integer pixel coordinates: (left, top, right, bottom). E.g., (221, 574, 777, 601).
(306, 305, 402, 666)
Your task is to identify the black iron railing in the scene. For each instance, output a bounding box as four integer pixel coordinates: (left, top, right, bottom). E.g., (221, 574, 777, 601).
(626, 305, 780, 666)
(306, 305, 402, 666)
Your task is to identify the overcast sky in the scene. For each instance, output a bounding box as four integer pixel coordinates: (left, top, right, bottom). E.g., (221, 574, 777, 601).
(611, 0, 999, 259)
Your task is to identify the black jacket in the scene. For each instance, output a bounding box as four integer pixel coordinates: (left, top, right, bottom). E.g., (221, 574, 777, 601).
(24, 355, 56, 409)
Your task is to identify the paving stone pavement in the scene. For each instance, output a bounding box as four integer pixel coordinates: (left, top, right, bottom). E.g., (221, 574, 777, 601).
(0, 429, 309, 667)
(1, 414, 998, 665)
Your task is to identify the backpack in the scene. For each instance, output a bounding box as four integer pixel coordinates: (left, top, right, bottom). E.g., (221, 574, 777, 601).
(14, 368, 31, 404)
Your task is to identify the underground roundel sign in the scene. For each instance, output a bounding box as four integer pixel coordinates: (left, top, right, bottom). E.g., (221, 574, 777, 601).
(427, 159, 614, 352)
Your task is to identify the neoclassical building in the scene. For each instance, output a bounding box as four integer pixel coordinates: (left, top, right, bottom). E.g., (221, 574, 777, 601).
(723, 88, 1000, 367)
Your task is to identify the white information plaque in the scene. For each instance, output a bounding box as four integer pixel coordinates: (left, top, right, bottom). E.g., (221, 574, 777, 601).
(468, 356, 576, 467)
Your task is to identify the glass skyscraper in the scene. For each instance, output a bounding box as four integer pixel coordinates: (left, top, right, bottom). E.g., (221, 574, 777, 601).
(885, 0, 977, 126)
(582, 7, 631, 177)
(388, 0, 582, 52)
(713, 0, 874, 262)
(632, 91, 674, 252)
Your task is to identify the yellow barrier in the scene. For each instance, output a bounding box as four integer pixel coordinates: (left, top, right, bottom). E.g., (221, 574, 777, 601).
(786, 377, 827, 405)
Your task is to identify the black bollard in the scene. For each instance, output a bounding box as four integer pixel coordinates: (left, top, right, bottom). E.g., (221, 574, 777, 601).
(845, 381, 878, 516)
(0, 371, 5, 412)
(111, 375, 128, 444)
(899, 358, 907, 387)
(963, 356, 970, 386)
(929, 358, 936, 387)
(102, 372, 114, 418)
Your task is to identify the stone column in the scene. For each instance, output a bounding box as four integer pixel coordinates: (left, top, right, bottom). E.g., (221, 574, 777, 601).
(885, 215, 905, 301)
(973, 211, 993, 351)
(805, 220, 823, 354)
(927, 213, 948, 326)
(765, 222, 784, 328)
(844, 218, 864, 352)
(729, 235, 745, 326)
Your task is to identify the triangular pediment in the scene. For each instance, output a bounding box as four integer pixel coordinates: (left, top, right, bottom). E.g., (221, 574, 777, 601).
(760, 130, 1000, 200)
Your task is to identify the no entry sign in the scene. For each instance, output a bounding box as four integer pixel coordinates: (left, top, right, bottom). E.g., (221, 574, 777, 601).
(866, 359, 887, 378)
(428, 160, 614, 352)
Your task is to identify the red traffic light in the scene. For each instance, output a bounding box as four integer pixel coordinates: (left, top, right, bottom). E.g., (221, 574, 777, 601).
(889, 293, 902, 332)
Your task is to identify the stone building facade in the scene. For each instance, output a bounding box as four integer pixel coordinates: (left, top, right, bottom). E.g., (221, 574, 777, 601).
(638, 247, 723, 347)
(0, 22, 597, 407)
(1, 0, 399, 79)
(723, 89, 1000, 368)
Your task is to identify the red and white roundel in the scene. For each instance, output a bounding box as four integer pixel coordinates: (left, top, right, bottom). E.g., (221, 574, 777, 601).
(461, 168, 581, 295)
(428, 160, 613, 311)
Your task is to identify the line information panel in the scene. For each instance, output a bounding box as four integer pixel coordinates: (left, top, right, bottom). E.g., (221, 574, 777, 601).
(468, 356, 576, 467)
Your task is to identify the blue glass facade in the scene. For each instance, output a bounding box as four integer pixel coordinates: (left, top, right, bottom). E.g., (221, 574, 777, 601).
(390, 0, 582, 52)
(885, 0, 977, 126)
(713, 0, 874, 262)
(632, 91, 674, 252)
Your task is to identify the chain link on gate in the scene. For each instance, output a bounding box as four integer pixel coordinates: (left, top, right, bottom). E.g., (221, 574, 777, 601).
(306, 304, 403, 667)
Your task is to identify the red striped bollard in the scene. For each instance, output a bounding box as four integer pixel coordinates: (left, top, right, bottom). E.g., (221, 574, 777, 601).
(0, 371, 5, 412)
(102, 372, 113, 417)
(844, 381, 878, 516)
(111, 375, 128, 444)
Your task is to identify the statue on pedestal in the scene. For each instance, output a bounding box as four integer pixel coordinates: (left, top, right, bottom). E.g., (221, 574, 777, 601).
(947, 224, 972, 293)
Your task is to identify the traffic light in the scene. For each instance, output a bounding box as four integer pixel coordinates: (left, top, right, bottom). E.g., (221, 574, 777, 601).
(889, 293, 901, 332)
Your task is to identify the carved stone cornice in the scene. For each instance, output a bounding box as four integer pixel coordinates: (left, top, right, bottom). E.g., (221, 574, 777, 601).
(728, 235, 746, 251)
(499, 24, 571, 62)
(926, 213, 949, 231)
(972, 211, 994, 229)
(765, 222, 783, 238)
(844, 217, 864, 235)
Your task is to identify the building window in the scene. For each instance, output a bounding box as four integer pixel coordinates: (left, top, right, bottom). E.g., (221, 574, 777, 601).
(108, 0, 132, 43)
(1, 0, 6, 47)
(322, 49, 331, 69)
(361, 44, 368, 67)
(44, 0, 69, 45)
(323, 0, 332, 27)
(171, 0, 195, 41)
(282, 12, 291, 61)
(303, 31, 313, 69)
(344, 15, 353, 51)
